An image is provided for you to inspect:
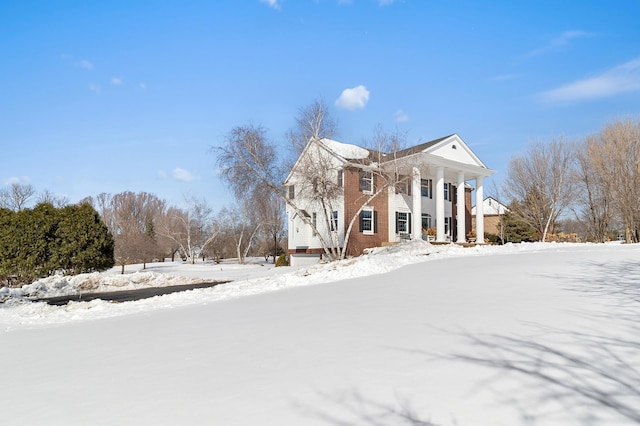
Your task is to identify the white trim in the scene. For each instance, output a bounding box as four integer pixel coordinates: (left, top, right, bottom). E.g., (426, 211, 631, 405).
(361, 206, 374, 235)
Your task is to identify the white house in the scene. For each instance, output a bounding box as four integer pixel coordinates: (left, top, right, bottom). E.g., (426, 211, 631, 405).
(284, 134, 495, 264)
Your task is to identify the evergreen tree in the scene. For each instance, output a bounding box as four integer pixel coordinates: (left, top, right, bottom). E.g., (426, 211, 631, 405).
(55, 203, 115, 274)
(0, 203, 114, 286)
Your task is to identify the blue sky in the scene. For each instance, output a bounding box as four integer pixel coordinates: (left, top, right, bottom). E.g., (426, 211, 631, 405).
(2, 0, 639, 209)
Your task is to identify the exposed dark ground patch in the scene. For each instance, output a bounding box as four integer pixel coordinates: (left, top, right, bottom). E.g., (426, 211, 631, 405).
(32, 281, 230, 305)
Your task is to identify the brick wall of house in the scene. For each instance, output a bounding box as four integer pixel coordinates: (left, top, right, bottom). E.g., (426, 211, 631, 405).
(343, 167, 389, 257)
(472, 215, 502, 236)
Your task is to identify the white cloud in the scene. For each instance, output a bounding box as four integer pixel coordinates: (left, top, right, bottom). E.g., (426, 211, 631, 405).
(89, 84, 101, 94)
(394, 109, 409, 123)
(526, 30, 594, 57)
(111, 77, 123, 85)
(2, 176, 30, 186)
(172, 168, 199, 182)
(260, 0, 280, 9)
(335, 85, 370, 110)
(539, 58, 640, 103)
(77, 59, 94, 70)
(139, 82, 147, 89)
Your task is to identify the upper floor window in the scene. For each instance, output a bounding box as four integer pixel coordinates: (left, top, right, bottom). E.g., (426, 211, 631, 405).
(288, 185, 295, 199)
(396, 175, 411, 196)
(337, 170, 343, 187)
(443, 183, 452, 202)
(421, 179, 432, 198)
(359, 171, 373, 194)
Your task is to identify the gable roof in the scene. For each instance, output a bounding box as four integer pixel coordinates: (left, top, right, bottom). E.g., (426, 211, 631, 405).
(392, 135, 454, 159)
(472, 196, 509, 215)
(387, 134, 489, 169)
(285, 133, 494, 184)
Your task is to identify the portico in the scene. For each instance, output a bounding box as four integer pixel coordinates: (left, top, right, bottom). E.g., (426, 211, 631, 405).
(385, 134, 495, 244)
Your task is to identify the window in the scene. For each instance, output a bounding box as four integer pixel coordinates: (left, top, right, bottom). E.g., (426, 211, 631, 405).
(288, 185, 295, 199)
(421, 179, 432, 198)
(360, 207, 375, 235)
(312, 177, 318, 193)
(337, 170, 343, 187)
(396, 175, 411, 196)
(359, 171, 373, 193)
(330, 211, 338, 232)
(421, 213, 431, 230)
(312, 212, 317, 236)
(444, 217, 452, 235)
(443, 183, 452, 202)
(395, 212, 412, 234)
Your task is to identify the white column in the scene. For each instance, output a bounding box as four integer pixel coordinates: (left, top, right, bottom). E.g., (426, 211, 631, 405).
(456, 171, 466, 243)
(476, 176, 485, 244)
(412, 167, 422, 240)
(435, 166, 445, 242)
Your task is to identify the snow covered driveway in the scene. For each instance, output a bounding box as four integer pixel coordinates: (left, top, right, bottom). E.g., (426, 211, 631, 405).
(1, 242, 639, 425)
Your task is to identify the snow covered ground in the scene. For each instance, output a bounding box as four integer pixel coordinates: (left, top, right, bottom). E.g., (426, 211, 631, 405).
(1, 241, 639, 425)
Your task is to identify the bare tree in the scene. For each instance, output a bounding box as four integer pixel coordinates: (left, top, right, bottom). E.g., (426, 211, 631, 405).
(37, 190, 70, 208)
(0, 183, 36, 211)
(503, 138, 574, 242)
(217, 205, 261, 264)
(256, 192, 286, 263)
(595, 119, 640, 242)
(217, 107, 409, 261)
(88, 191, 166, 272)
(286, 98, 338, 157)
(573, 135, 614, 242)
(158, 196, 220, 264)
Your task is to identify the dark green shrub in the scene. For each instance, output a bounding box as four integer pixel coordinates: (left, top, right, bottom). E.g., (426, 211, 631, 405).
(0, 202, 114, 286)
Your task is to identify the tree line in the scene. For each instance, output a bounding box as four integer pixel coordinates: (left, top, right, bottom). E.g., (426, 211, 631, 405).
(81, 191, 286, 273)
(0, 183, 286, 284)
(497, 118, 640, 243)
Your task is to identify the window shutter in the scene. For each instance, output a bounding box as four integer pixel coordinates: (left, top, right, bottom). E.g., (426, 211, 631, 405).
(359, 171, 364, 192)
(395, 212, 399, 234)
(373, 211, 378, 233)
(373, 174, 377, 193)
(407, 179, 412, 196)
(430, 180, 433, 199)
(359, 211, 364, 232)
(408, 212, 412, 234)
(337, 170, 343, 187)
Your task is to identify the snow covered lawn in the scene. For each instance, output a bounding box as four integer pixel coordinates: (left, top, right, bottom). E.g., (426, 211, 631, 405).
(1, 242, 639, 425)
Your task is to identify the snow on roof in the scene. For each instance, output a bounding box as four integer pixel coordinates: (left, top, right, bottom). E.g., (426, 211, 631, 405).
(320, 138, 370, 160)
